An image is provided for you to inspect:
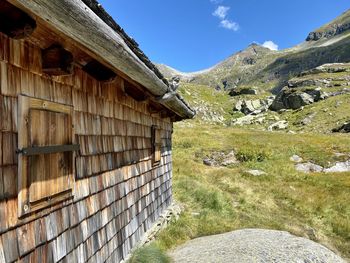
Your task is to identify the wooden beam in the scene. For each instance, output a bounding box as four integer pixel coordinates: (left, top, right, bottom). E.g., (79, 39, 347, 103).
(8, 0, 195, 119)
(82, 59, 116, 81)
(0, 0, 36, 39)
(42, 44, 73, 75)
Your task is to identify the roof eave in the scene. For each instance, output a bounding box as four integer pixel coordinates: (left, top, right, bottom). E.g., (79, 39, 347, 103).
(9, 0, 194, 119)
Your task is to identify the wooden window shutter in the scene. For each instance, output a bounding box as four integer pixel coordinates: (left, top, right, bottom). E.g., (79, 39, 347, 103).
(152, 126, 161, 165)
(18, 95, 78, 217)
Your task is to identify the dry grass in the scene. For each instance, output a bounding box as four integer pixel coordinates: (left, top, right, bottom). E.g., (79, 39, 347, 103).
(153, 123, 350, 260)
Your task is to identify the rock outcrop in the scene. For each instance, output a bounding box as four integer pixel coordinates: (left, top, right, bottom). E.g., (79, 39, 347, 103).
(332, 122, 350, 133)
(234, 97, 274, 115)
(229, 87, 258, 96)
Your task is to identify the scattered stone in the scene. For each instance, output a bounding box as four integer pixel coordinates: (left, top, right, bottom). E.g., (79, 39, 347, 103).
(295, 162, 323, 173)
(246, 170, 266, 176)
(234, 100, 243, 112)
(268, 120, 288, 131)
(232, 115, 256, 126)
(301, 112, 317, 126)
(305, 226, 318, 241)
(324, 160, 350, 173)
(203, 151, 239, 167)
(332, 122, 350, 133)
(290, 155, 303, 163)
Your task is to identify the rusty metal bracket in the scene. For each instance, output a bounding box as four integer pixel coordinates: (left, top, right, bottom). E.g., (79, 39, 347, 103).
(17, 144, 80, 156)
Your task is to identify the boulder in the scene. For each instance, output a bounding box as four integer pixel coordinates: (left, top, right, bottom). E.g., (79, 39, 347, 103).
(332, 122, 350, 133)
(229, 87, 258, 96)
(295, 162, 323, 173)
(270, 87, 328, 111)
(283, 92, 314, 109)
(290, 155, 303, 163)
(234, 98, 273, 115)
(324, 160, 350, 173)
(268, 120, 288, 131)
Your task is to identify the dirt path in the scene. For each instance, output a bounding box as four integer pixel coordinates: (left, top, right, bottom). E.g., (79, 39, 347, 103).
(169, 229, 345, 263)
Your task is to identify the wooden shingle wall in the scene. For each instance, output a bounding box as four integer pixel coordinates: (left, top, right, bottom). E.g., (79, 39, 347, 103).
(0, 32, 173, 263)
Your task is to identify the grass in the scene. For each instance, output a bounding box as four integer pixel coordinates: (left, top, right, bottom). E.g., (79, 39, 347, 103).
(150, 123, 350, 260)
(129, 244, 171, 263)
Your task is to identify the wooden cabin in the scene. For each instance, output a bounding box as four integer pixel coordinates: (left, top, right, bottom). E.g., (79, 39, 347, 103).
(0, 0, 194, 262)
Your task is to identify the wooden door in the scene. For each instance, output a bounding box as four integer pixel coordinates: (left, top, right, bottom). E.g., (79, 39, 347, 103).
(28, 109, 72, 203)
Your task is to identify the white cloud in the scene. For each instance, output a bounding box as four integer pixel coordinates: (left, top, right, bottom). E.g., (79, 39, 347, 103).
(210, 0, 224, 4)
(213, 6, 230, 19)
(262, 40, 279, 51)
(220, 20, 239, 31)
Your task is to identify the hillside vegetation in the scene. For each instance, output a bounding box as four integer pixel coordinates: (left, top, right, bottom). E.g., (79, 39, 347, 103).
(133, 9, 350, 263)
(152, 124, 350, 260)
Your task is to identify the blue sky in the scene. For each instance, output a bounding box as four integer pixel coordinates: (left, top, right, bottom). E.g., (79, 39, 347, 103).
(98, 0, 349, 72)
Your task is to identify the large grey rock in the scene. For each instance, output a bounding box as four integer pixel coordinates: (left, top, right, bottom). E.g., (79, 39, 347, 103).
(332, 122, 350, 133)
(324, 160, 350, 173)
(268, 120, 288, 131)
(284, 92, 314, 109)
(169, 229, 345, 263)
(270, 87, 325, 111)
(295, 162, 323, 173)
(234, 98, 273, 115)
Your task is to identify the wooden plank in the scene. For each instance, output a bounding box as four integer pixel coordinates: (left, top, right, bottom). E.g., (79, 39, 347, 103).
(27, 42, 42, 74)
(9, 38, 29, 69)
(0, 233, 5, 263)
(0, 98, 14, 132)
(0, 33, 9, 62)
(2, 132, 15, 165)
(2, 165, 17, 198)
(17, 221, 36, 256)
(2, 229, 19, 262)
(34, 217, 47, 247)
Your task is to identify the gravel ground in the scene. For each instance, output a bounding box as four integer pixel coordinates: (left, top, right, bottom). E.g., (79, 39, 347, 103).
(169, 229, 346, 263)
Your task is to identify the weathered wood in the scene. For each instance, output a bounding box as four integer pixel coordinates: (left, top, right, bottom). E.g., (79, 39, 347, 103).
(17, 221, 36, 256)
(0, 0, 36, 39)
(83, 59, 116, 81)
(18, 95, 76, 217)
(42, 44, 73, 76)
(2, 229, 19, 262)
(8, 0, 194, 119)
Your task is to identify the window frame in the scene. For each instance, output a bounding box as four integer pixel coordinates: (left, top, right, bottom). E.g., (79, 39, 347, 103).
(17, 95, 76, 218)
(151, 125, 161, 166)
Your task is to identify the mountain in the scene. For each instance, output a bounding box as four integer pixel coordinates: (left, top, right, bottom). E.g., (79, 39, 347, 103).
(156, 9, 350, 133)
(306, 9, 350, 41)
(157, 9, 350, 94)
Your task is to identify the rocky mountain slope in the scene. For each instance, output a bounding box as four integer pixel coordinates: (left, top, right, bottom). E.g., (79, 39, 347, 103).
(157, 9, 350, 133)
(158, 9, 350, 93)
